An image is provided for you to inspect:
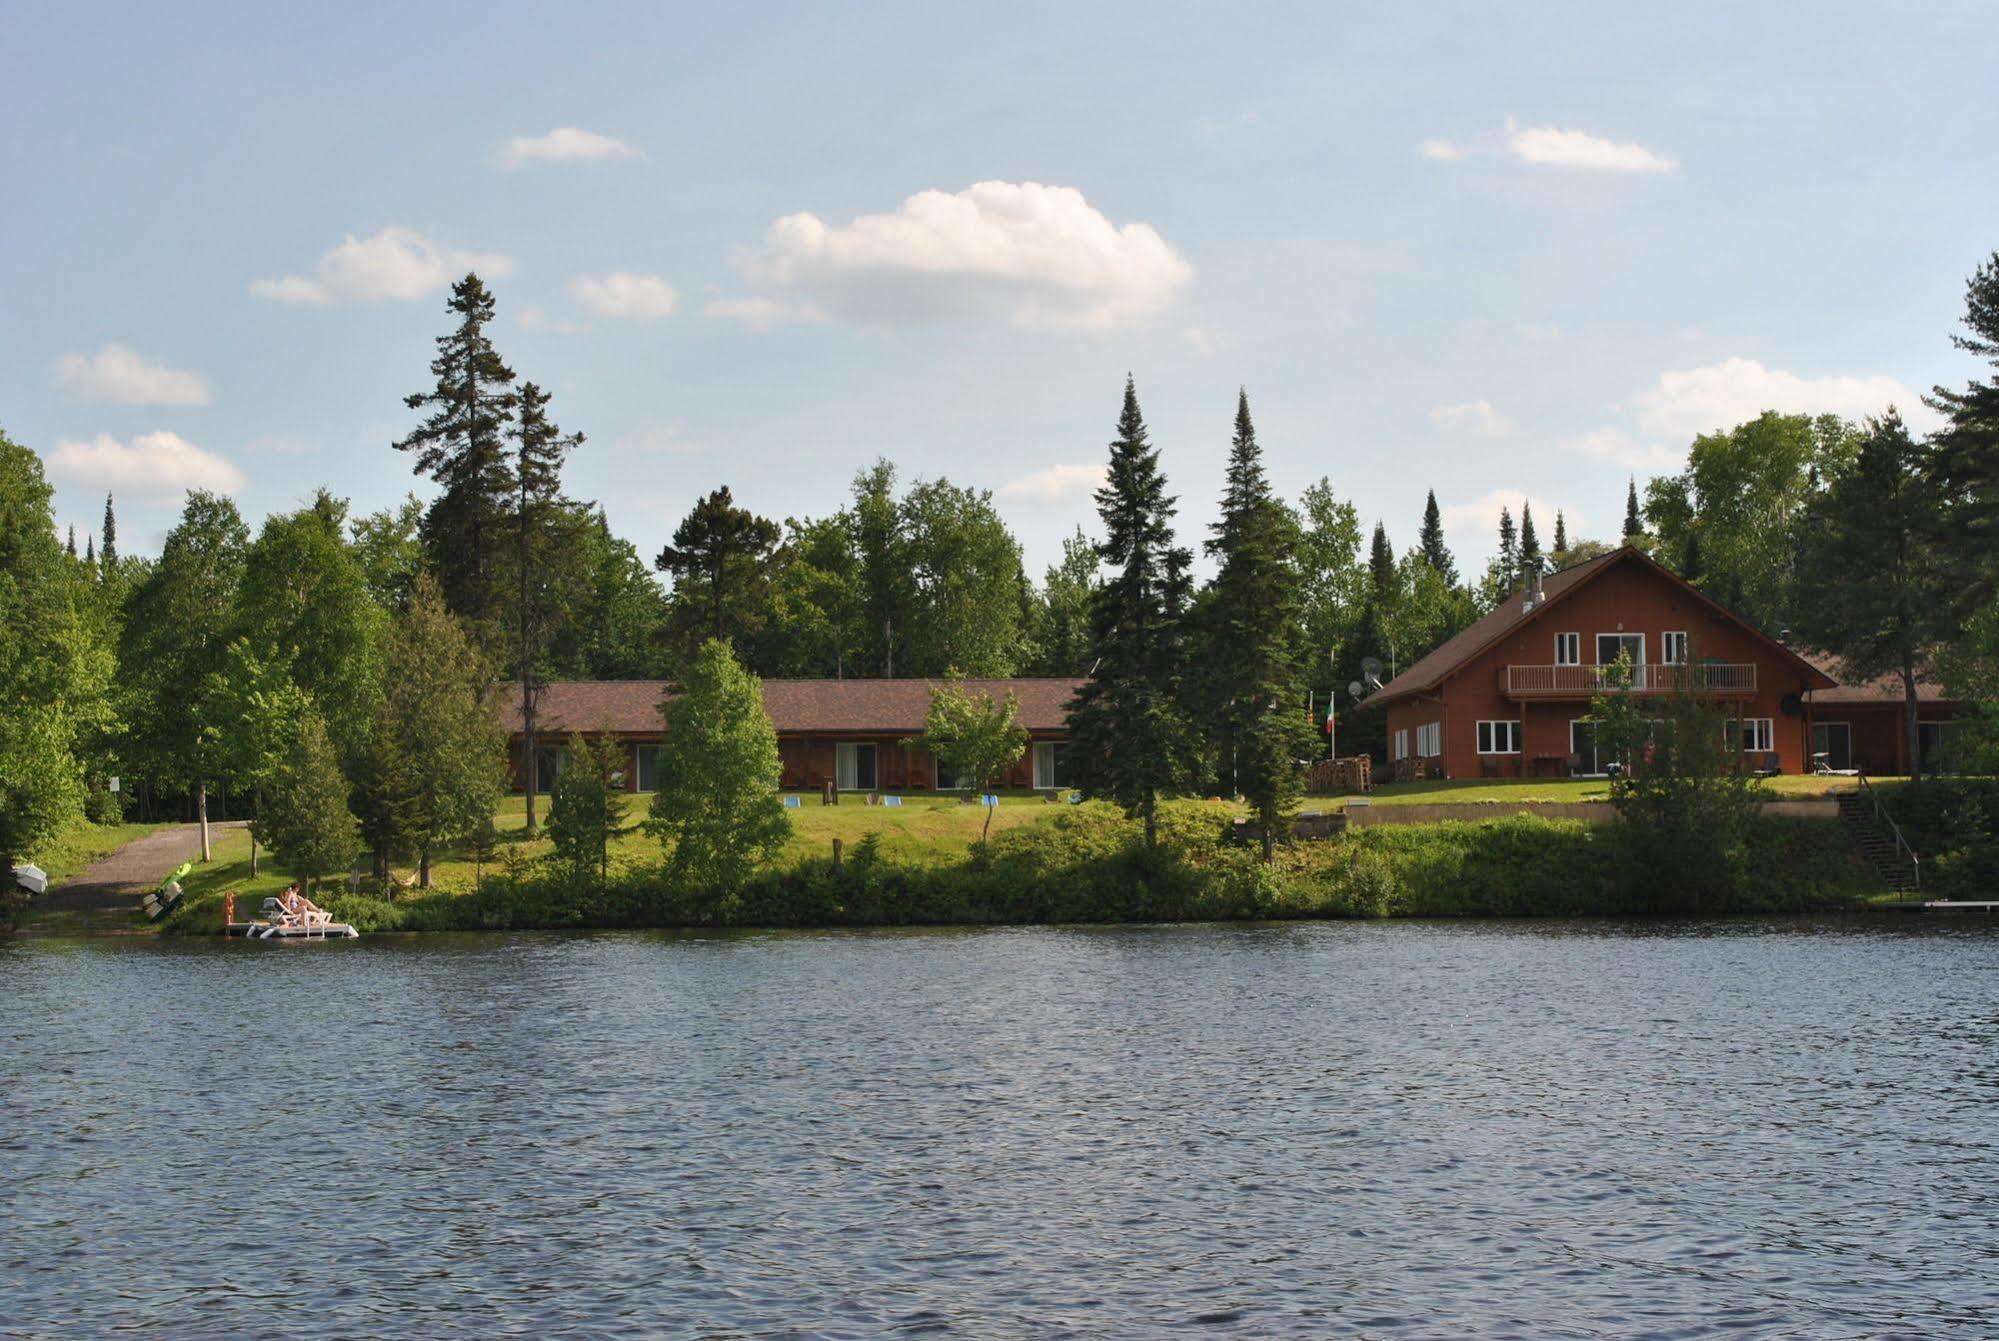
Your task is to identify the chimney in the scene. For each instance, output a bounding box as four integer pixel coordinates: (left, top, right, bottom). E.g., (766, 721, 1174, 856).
(1521, 568, 1544, 614)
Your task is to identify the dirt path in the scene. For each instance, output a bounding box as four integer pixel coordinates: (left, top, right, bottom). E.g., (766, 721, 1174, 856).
(30, 822, 246, 934)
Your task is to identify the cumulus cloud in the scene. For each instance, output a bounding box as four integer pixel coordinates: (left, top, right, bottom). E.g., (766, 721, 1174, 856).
(722, 180, 1193, 331)
(47, 431, 245, 500)
(1417, 138, 1466, 162)
(1506, 123, 1677, 174)
(703, 295, 825, 331)
(498, 127, 638, 169)
(52, 343, 211, 406)
(1632, 357, 1935, 440)
(1430, 399, 1510, 436)
(1557, 427, 1681, 473)
(567, 272, 680, 321)
(999, 463, 1106, 504)
(252, 228, 515, 305)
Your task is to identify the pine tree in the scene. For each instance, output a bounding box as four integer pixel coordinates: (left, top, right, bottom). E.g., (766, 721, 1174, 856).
(1066, 377, 1196, 846)
(393, 273, 518, 633)
(510, 381, 583, 837)
(84, 534, 95, 565)
(1418, 490, 1456, 584)
(655, 486, 784, 663)
(1367, 522, 1396, 596)
(65, 525, 76, 559)
(100, 493, 117, 568)
(1497, 507, 1518, 591)
(1926, 251, 1999, 613)
(1202, 390, 1312, 859)
(547, 732, 633, 884)
(1552, 509, 1568, 559)
(1519, 502, 1542, 578)
(1624, 478, 1644, 540)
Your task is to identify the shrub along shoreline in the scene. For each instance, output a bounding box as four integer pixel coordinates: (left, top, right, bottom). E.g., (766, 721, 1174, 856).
(159, 801, 1882, 936)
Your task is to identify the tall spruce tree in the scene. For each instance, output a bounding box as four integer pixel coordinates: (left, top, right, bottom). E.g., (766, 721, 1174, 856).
(1552, 509, 1568, 559)
(1418, 490, 1456, 584)
(510, 381, 583, 837)
(1367, 522, 1395, 593)
(1066, 377, 1196, 846)
(1202, 391, 1311, 859)
(1794, 412, 1948, 777)
(1519, 502, 1542, 578)
(1497, 506, 1518, 590)
(1623, 478, 1645, 540)
(393, 273, 518, 634)
(65, 525, 76, 559)
(1926, 251, 1999, 613)
(100, 492, 116, 568)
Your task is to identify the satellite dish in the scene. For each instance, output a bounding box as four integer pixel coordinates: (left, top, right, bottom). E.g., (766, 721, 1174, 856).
(1361, 655, 1385, 681)
(1347, 680, 1366, 700)
(1780, 692, 1804, 717)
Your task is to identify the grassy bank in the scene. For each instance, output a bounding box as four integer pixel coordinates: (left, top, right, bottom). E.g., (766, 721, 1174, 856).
(1334, 775, 1890, 807)
(158, 798, 1883, 936)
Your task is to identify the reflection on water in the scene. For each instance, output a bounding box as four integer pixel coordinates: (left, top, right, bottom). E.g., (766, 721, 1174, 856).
(3, 919, 1996, 1337)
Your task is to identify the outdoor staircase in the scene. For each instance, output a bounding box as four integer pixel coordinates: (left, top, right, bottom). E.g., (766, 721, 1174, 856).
(1837, 792, 1920, 893)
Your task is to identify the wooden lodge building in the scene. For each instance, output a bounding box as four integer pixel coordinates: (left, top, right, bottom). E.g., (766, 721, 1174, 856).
(500, 678, 1085, 794)
(1360, 546, 1962, 780)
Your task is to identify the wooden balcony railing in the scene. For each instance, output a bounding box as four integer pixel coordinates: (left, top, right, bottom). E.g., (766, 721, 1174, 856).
(1500, 663, 1757, 698)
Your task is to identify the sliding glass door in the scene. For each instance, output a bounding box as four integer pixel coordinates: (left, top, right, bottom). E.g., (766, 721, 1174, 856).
(835, 742, 877, 791)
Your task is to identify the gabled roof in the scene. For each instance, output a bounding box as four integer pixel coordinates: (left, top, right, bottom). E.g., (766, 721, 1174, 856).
(495, 677, 1085, 736)
(1359, 546, 1836, 709)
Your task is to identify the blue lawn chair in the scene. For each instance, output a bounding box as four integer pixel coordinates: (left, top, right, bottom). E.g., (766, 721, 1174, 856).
(782, 795, 802, 809)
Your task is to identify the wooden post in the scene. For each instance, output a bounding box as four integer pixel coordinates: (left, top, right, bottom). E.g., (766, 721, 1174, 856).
(832, 838, 843, 871)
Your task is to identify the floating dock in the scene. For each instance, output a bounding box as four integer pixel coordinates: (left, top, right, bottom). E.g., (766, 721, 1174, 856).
(1877, 900, 1998, 915)
(226, 921, 360, 940)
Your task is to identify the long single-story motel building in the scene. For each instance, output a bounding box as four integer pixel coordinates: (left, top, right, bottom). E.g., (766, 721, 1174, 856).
(501, 678, 1085, 794)
(1360, 545, 1963, 780)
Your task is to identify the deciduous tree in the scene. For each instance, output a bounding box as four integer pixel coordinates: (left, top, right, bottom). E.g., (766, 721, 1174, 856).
(908, 674, 1029, 840)
(256, 707, 358, 893)
(546, 732, 633, 884)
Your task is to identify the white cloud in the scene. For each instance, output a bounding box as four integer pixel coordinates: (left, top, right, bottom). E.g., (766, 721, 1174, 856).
(567, 272, 680, 321)
(1557, 427, 1680, 473)
(1417, 138, 1466, 162)
(1430, 399, 1510, 436)
(520, 305, 589, 335)
(1441, 491, 1581, 559)
(726, 180, 1193, 331)
(1632, 357, 1936, 440)
(1505, 123, 1677, 174)
(52, 343, 211, 406)
(252, 228, 515, 305)
(498, 127, 638, 169)
(48, 431, 245, 500)
(999, 463, 1106, 504)
(703, 295, 825, 331)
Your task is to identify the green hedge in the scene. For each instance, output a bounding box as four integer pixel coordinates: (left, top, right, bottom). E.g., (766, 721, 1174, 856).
(166, 801, 1880, 934)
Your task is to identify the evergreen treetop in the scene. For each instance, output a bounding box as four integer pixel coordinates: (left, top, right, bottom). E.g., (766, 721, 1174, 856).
(1624, 478, 1645, 539)
(1418, 490, 1456, 584)
(1519, 502, 1542, 578)
(101, 492, 117, 567)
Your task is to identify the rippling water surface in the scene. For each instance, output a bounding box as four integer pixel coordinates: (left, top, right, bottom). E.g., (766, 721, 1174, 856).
(3, 920, 1996, 1338)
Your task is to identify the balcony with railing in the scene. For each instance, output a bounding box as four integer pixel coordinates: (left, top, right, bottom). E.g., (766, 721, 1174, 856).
(1499, 662, 1758, 699)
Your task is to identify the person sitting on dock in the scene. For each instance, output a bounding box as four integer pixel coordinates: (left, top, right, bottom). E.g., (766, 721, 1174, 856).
(276, 884, 328, 930)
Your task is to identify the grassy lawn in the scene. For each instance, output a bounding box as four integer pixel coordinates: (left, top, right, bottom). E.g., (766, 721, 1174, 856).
(1331, 774, 1890, 807)
(26, 817, 172, 885)
(167, 790, 1094, 915)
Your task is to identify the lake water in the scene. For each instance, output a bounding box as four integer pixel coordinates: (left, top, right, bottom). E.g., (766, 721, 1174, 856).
(3, 920, 1996, 1338)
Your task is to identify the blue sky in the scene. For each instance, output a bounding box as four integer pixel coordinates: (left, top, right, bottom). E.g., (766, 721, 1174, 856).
(4, 2, 1995, 575)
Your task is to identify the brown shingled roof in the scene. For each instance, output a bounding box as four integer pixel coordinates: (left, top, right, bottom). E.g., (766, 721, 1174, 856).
(1359, 546, 1835, 709)
(1796, 648, 1953, 706)
(496, 678, 1086, 736)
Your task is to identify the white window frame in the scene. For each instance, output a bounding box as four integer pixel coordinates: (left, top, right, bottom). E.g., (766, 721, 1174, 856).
(1476, 720, 1522, 755)
(1392, 728, 1409, 760)
(1416, 722, 1441, 757)
(1595, 632, 1645, 668)
(1735, 718, 1773, 753)
(1663, 631, 1689, 665)
(1811, 721, 1851, 771)
(1031, 741, 1059, 790)
(1554, 632, 1580, 666)
(835, 741, 878, 791)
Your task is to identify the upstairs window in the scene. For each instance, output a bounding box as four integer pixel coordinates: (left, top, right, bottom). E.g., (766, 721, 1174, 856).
(1663, 631, 1689, 664)
(1554, 632, 1580, 666)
